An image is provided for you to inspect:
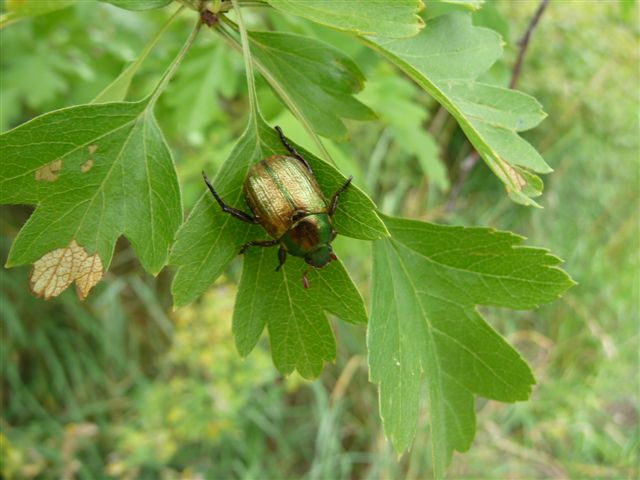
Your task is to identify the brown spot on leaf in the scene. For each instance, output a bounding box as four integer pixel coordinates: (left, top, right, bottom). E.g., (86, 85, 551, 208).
(81, 159, 94, 173)
(35, 159, 62, 182)
(88, 144, 98, 154)
(30, 240, 104, 300)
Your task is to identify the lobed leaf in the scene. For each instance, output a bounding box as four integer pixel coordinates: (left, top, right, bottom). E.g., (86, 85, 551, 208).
(265, 0, 425, 39)
(248, 30, 376, 140)
(170, 113, 374, 376)
(169, 113, 386, 303)
(0, 100, 182, 298)
(364, 12, 550, 206)
(169, 120, 260, 308)
(369, 215, 574, 472)
(234, 246, 366, 379)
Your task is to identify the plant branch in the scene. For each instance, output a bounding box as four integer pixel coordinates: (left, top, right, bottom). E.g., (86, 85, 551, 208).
(509, 0, 550, 89)
(175, 0, 199, 10)
(148, 17, 203, 106)
(445, 0, 550, 213)
(215, 15, 334, 164)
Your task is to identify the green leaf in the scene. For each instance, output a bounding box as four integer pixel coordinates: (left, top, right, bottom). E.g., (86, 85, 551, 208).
(369, 215, 574, 473)
(0, 99, 182, 296)
(163, 41, 239, 135)
(1, 19, 199, 299)
(170, 114, 386, 308)
(265, 0, 425, 38)
(234, 245, 366, 379)
(364, 12, 550, 206)
(99, 0, 173, 11)
(359, 76, 448, 189)
(170, 114, 376, 376)
(247, 30, 376, 140)
(1, 42, 70, 113)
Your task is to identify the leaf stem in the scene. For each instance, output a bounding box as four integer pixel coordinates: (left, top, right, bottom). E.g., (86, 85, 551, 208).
(509, 0, 550, 89)
(148, 16, 203, 106)
(175, 0, 200, 10)
(216, 15, 334, 165)
(231, 0, 259, 121)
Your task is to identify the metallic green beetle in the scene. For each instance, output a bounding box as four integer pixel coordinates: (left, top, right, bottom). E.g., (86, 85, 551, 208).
(202, 126, 352, 288)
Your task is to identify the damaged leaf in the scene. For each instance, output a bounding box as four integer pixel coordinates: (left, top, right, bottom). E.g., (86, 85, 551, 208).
(35, 159, 62, 182)
(30, 239, 103, 300)
(0, 100, 182, 299)
(170, 113, 376, 377)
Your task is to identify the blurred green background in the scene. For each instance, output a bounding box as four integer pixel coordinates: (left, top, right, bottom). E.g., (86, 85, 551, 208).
(1, 1, 638, 478)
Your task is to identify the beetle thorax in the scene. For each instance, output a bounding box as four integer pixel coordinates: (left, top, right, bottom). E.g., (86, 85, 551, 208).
(281, 213, 334, 260)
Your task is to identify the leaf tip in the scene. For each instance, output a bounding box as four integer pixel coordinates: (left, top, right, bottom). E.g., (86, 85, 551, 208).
(171, 294, 190, 310)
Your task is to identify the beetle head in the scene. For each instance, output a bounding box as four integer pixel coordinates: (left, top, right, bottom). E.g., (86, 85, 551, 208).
(304, 244, 337, 268)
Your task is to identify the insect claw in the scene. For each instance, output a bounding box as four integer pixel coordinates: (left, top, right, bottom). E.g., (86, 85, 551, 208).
(302, 267, 311, 289)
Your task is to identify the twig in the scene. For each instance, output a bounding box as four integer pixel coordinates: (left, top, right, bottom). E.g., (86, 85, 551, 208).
(445, 0, 550, 212)
(510, 0, 550, 89)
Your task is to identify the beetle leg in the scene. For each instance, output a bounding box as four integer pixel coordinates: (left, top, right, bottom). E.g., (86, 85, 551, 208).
(328, 175, 353, 216)
(275, 126, 313, 174)
(202, 171, 258, 224)
(239, 239, 279, 255)
(302, 267, 312, 289)
(275, 246, 287, 271)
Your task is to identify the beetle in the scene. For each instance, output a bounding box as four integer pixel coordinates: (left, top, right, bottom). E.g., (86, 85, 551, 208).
(202, 125, 352, 289)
